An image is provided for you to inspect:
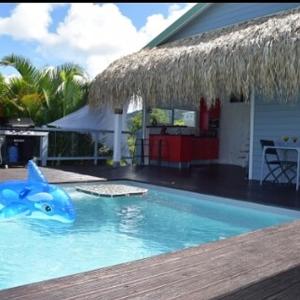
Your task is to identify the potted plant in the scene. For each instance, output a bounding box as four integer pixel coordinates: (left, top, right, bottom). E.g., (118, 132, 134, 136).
(282, 136, 289, 144)
(292, 136, 298, 144)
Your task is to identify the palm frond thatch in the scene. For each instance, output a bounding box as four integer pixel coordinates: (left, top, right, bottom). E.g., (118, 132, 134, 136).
(89, 7, 300, 109)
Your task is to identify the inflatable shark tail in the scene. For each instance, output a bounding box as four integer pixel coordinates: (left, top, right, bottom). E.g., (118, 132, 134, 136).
(27, 160, 47, 183)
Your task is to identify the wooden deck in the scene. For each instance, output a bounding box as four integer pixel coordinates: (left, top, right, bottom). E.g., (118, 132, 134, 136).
(0, 166, 105, 183)
(1, 164, 300, 299)
(1, 221, 300, 299)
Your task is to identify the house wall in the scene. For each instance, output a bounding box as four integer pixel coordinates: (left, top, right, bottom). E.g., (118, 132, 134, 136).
(219, 101, 250, 167)
(167, 3, 300, 43)
(162, 3, 300, 171)
(252, 96, 300, 181)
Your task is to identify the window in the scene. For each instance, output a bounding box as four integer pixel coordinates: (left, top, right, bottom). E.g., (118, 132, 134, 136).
(150, 108, 172, 126)
(149, 108, 196, 127)
(173, 109, 196, 127)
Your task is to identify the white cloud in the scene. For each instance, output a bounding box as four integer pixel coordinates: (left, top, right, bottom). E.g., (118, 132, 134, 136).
(0, 3, 196, 78)
(0, 3, 64, 41)
(139, 3, 195, 42)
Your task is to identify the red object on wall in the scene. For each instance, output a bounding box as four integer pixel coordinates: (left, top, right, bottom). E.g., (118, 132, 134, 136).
(199, 97, 209, 131)
(209, 98, 221, 119)
(199, 98, 221, 132)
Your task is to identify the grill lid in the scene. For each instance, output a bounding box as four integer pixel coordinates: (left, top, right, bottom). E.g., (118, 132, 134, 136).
(6, 117, 35, 128)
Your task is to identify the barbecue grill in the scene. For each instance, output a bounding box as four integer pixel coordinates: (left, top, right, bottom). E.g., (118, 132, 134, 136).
(0, 117, 37, 166)
(6, 117, 35, 129)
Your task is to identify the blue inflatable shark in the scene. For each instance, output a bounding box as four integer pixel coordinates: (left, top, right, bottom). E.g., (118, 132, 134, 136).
(0, 160, 75, 223)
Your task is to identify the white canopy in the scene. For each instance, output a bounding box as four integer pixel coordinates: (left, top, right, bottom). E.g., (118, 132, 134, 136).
(48, 105, 130, 158)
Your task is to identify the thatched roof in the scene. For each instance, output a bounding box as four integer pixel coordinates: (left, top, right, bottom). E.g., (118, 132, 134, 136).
(89, 7, 300, 109)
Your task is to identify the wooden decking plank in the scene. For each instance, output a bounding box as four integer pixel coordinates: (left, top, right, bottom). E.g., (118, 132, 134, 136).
(35, 223, 300, 299)
(72, 259, 298, 300)
(1, 221, 300, 300)
(0, 227, 292, 300)
(73, 240, 300, 300)
(4, 223, 294, 300)
(265, 280, 300, 300)
(215, 265, 300, 300)
(172, 260, 300, 300)
(0, 229, 261, 298)
(87, 226, 300, 298)
(2, 241, 243, 300)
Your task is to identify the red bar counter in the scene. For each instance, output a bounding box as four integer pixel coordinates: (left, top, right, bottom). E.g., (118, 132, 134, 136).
(149, 135, 219, 164)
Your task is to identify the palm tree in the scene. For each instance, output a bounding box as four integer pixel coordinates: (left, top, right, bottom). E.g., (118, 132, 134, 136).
(44, 63, 89, 121)
(0, 54, 89, 125)
(0, 74, 7, 118)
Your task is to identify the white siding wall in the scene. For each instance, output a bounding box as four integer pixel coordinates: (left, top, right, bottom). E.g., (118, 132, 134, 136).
(219, 101, 250, 167)
(252, 96, 300, 180)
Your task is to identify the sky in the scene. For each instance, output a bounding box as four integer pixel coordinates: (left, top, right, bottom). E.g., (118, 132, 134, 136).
(0, 3, 196, 80)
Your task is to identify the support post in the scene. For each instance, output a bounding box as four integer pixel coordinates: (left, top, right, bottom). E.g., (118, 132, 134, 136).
(142, 98, 147, 140)
(248, 84, 255, 180)
(141, 98, 150, 165)
(71, 132, 75, 156)
(40, 133, 49, 167)
(94, 132, 99, 166)
(113, 108, 123, 167)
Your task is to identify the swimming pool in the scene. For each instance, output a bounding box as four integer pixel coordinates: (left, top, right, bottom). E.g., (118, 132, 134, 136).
(1, 180, 300, 290)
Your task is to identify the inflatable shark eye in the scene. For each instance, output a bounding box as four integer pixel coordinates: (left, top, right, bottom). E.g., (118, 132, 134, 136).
(42, 204, 53, 214)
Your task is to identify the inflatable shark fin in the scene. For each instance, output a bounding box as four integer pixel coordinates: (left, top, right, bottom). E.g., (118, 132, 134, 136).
(27, 160, 47, 183)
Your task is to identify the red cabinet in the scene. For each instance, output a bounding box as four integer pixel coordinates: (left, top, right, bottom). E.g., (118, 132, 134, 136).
(149, 135, 193, 162)
(192, 137, 219, 160)
(149, 135, 218, 163)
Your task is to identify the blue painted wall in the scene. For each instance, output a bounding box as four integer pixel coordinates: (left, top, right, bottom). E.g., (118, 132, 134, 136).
(167, 3, 300, 43)
(163, 3, 300, 180)
(252, 96, 300, 181)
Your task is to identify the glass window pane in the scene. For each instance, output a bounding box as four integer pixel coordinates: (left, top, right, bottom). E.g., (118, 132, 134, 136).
(150, 108, 172, 125)
(174, 109, 196, 127)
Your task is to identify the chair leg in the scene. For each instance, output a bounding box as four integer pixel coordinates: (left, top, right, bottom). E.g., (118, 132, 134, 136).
(263, 164, 281, 183)
(282, 165, 297, 184)
(272, 163, 297, 185)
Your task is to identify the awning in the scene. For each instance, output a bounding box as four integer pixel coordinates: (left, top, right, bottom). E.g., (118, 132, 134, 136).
(48, 105, 130, 157)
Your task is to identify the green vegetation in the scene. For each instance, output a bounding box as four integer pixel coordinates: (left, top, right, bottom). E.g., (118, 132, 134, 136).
(150, 108, 171, 125)
(0, 54, 94, 165)
(127, 111, 141, 156)
(0, 55, 190, 165)
(174, 119, 184, 125)
(127, 108, 171, 157)
(0, 54, 89, 125)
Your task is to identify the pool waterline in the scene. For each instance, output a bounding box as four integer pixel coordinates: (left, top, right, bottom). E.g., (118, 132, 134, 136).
(0, 180, 300, 291)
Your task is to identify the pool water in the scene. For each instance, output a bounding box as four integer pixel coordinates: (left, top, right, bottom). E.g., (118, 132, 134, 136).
(0, 181, 299, 290)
